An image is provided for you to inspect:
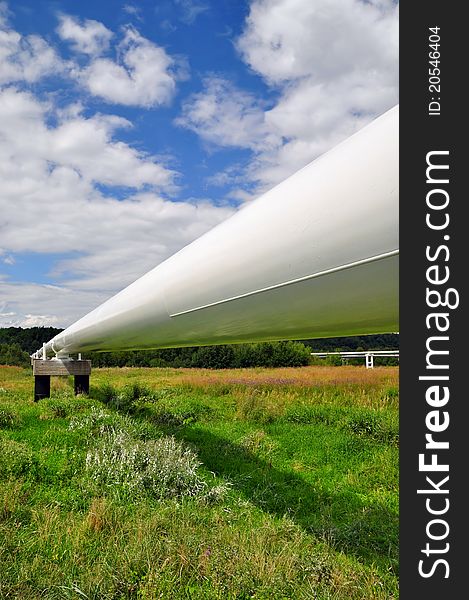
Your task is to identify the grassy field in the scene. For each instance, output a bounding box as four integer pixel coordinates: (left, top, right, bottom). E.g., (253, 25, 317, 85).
(0, 365, 399, 599)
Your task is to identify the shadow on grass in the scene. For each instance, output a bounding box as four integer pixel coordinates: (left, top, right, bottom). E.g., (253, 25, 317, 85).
(158, 423, 398, 575)
(89, 383, 397, 574)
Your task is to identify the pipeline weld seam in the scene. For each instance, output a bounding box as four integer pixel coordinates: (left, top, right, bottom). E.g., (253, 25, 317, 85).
(170, 249, 399, 318)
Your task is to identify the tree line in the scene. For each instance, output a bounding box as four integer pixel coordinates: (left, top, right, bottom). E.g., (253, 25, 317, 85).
(0, 327, 399, 369)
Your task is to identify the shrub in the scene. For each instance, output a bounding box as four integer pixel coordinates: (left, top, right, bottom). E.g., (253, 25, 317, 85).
(0, 408, 21, 429)
(0, 343, 30, 367)
(343, 410, 399, 445)
(84, 432, 206, 501)
(200, 481, 232, 505)
(241, 430, 279, 459)
(233, 341, 311, 368)
(69, 407, 115, 433)
(187, 341, 311, 369)
(381, 386, 399, 404)
(97, 383, 156, 414)
(325, 354, 343, 366)
(285, 405, 343, 426)
(191, 345, 235, 369)
(150, 410, 198, 427)
(41, 397, 71, 419)
(95, 383, 117, 405)
(0, 437, 36, 478)
(69, 407, 155, 440)
(40, 395, 95, 419)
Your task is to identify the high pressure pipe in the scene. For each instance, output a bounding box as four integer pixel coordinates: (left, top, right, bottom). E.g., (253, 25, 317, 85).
(38, 105, 399, 358)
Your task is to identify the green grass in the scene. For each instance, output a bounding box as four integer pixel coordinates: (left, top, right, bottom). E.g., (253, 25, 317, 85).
(0, 365, 399, 599)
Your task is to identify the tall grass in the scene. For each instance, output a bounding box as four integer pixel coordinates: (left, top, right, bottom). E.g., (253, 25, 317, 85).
(0, 365, 399, 599)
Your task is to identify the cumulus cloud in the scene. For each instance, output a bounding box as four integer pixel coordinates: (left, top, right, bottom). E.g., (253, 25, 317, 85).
(0, 87, 234, 326)
(176, 76, 280, 151)
(237, 0, 398, 85)
(246, 0, 399, 187)
(0, 7, 64, 84)
(2, 6, 183, 108)
(0, 283, 104, 328)
(0, 6, 234, 328)
(57, 14, 113, 56)
(0, 87, 176, 191)
(179, 0, 398, 191)
(81, 26, 178, 107)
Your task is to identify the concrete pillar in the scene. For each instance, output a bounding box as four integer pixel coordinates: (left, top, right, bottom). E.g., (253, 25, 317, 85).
(74, 375, 90, 396)
(34, 375, 51, 401)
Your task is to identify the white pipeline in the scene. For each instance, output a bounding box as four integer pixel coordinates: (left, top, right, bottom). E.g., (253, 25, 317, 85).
(40, 105, 399, 357)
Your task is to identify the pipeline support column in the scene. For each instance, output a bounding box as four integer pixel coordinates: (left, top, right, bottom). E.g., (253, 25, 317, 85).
(74, 374, 90, 395)
(32, 359, 92, 400)
(34, 375, 51, 401)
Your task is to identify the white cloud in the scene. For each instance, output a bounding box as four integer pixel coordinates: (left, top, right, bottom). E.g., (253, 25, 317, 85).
(49, 114, 177, 189)
(178, 0, 398, 191)
(0, 87, 176, 191)
(1, 7, 182, 109)
(237, 0, 398, 85)
(175, 0, 209, 24)
(123, 4, 143, 21)
(0, 282, 103, 328)
(0, 12, 234, 329)
(0, 1, 9, 26)
(205, 164, 245, 188)
(47, 194, 234, 292)
(81, 26, 178, 107)
(0, 8, 64, 84)
(0, 86, 234, 326)
(252, 70, 397, 187)
(57, 14, 113, 56)
(243, 0, 399, 188)
(176, 76, 280, 151)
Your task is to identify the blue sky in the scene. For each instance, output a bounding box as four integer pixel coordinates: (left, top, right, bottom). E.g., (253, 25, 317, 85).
(0, 0, 398, 327)
(4, 1, 266, 201)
